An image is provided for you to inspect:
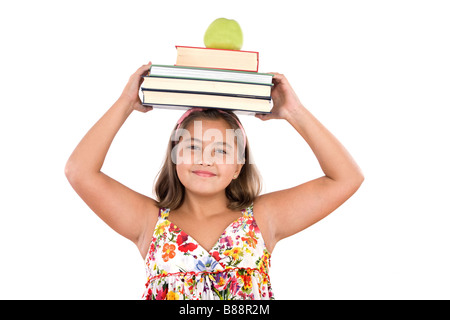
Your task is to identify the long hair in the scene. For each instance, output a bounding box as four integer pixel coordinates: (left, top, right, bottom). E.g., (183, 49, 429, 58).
(153, 109, 262, 211)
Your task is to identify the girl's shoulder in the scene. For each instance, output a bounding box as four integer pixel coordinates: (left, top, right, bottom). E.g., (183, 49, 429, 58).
(141, 197, 160, 216)
(252, 195, 270, 219)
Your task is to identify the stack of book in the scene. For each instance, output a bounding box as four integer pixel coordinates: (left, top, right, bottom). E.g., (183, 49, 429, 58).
(141, 46, 273, 114)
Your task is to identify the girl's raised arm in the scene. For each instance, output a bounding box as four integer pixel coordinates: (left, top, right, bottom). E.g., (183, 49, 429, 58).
(254, 73, 364, 252)
(65, 63, 158, 258)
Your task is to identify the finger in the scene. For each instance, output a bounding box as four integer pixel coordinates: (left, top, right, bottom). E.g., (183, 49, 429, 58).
(255, 113, 271, 121)
(139, 76, 145, 86)
(142, 105, 153, 113)
(136, 103, 153, 113)
(268, 72, 279, 81)
(272, 73, 284, 82)
(135, 62, 152, 76)
(268, 73, 282, 86)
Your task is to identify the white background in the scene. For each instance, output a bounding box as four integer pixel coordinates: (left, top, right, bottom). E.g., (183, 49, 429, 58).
(1, 0, 449, 299)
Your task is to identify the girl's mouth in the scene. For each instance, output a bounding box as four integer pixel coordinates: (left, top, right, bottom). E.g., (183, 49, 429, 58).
(192, 170, 217, 177)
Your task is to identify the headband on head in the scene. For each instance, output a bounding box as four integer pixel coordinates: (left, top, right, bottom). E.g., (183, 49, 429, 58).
(174, 108, 247, 151)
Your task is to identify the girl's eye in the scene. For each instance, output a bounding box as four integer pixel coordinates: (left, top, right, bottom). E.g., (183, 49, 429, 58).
(215, 148, 227, 155)
(188, 145, 200, 151)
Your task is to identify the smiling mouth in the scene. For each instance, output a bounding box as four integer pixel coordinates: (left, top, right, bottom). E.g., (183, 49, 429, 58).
(192, 171, 217, 178)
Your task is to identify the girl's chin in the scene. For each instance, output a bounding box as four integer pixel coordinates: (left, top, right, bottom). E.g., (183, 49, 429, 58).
(183, 184, 225, 196)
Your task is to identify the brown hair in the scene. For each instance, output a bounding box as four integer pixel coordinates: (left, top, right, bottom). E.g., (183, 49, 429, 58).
(153, 109, 262, 211)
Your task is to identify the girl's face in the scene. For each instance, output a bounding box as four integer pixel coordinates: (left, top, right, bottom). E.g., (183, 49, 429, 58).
(175, 118, 243, 197)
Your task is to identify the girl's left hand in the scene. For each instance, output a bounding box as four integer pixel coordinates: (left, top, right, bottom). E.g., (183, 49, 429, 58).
(255, 73, 304, 121)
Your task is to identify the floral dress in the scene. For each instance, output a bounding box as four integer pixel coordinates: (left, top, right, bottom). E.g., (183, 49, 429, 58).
(142, 204, 274, 300)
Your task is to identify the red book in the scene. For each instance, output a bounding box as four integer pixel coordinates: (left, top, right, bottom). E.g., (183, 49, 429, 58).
(175, 45, 259, 72)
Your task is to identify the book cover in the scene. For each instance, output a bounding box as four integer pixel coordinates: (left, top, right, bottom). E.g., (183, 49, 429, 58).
(148, 64, 274, 85)
(142, 90, 272, 113)
(141, 76, 272, 98)
(175, 45, 259, 72)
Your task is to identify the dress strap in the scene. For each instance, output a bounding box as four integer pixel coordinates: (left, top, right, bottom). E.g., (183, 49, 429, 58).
(242, 203, 254, 218)
(158, 207, 170, 220)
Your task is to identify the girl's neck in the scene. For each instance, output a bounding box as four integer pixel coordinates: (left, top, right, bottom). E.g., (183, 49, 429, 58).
(179, 191, 230, 219)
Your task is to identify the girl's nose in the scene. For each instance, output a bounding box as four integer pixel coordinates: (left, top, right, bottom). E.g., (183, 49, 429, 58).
(194, 148, 215, 166)
(202, 152, 215, 166)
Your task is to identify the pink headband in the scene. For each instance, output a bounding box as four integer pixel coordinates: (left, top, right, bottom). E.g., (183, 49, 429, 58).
(175, 107, 247, 151)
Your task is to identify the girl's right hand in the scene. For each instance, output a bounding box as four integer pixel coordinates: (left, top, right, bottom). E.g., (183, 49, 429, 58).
(120, 62, 153, 113)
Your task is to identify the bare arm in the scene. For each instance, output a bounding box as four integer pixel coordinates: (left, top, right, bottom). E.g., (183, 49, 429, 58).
(254, 73, 364, 250)
(65, 63, 157, 254)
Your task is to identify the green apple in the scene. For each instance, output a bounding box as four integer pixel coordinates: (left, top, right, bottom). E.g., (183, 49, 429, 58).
(204, 18, 243, 50)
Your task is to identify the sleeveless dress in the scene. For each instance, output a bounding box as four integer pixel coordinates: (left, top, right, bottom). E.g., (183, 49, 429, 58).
(142, 204, 274, 300)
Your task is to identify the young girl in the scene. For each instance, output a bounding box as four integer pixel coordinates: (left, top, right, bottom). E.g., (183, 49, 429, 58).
(65, 62, 364, 300)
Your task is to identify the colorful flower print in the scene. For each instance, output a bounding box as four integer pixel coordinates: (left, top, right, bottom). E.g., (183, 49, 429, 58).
(162, 243, 176, 262)
(195, 256, 220, 272)
(143, 205, 274, 300)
